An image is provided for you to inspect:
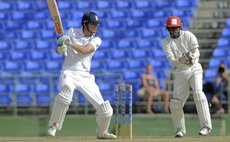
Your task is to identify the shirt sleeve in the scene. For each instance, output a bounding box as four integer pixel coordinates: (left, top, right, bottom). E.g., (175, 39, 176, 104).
(90, 37, 102, 50)
(188, 31, 199, 50)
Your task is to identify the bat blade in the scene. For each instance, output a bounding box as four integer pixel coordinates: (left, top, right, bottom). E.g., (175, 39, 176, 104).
(47, 0, 67, 56)
(47, 0, 64, 35)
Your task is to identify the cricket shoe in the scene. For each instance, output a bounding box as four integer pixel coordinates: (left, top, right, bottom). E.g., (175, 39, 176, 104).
(199, 127, 211, 136)
(47, 127, 57, 137)
(175, 130, 184, 138)
(97, 132, 117, 139)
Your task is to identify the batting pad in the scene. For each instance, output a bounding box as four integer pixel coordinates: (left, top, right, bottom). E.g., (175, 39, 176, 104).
(193, 91, 212, 129)
(96, 100, 113, 137)
(170, 99, 186, 134)
(49, 85, 73, 130)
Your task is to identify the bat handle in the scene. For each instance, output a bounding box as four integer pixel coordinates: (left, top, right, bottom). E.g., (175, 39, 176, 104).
(64, 51, 67, 56)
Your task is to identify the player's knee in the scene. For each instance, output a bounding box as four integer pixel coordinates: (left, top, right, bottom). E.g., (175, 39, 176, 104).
(170, 99, 183, 110)
(56, 85, 74, 104)
(97, 100, 113, 117)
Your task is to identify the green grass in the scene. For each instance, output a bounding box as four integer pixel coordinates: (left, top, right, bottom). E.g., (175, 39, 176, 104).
(0, 114, 229, 137)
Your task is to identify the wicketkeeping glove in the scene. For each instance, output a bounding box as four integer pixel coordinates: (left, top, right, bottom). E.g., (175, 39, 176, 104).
(178, 52, 194, 66)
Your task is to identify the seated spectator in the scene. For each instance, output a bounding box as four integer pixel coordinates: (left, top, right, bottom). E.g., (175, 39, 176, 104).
(215, 63, 229, 112)
(203, 82, 224, 114)
(137, 64, 170, 114)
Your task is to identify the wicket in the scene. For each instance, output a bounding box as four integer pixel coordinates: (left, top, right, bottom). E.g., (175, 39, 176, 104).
(115, 84, 132, 139)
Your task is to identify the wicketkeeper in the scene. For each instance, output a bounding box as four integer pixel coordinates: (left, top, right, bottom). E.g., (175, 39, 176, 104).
(47, 12, 116, 139)
(162, 16, 212, 138)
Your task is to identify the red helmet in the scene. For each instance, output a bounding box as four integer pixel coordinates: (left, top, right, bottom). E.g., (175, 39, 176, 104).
(166, 16, 182, 28)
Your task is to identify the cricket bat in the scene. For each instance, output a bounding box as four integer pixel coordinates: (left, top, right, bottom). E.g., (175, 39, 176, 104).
(47, 0, 67, 56)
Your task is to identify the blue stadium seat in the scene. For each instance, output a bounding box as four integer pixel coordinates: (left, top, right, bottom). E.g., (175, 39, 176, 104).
(208, 58, 221, 68)
(57, 1, 72, 9)
(93, 50, 109, 60)
(176, 0, 192, 8)
(0, 12, 10, 21)
(33, 11, 49, 20)
(0, 2, 12, 11)
(17, 2, 32, 10)
(9, 52, 27, 61)
(126, 20, 142, 28)
(122, 30, 138, 38)
(106, 20, 124, 29)
(4, 61, 21, 72)
(26, 21, 42, 30)
(15, 84, 32, 93)
(155, 1, 174, 8)
(115, 1, 131, 9)
(205, 69, 216, 80)
(36, 94, 51, 107)
(34, 1, 47, 10)
(146, 20, 162, 28)
(100, 29, 116, 39)
(100, 40, 113, 49)
(110, 50, 129, 59)
(34, 84, 49, 93)
(24, 61, 42, 71)
(91, 60, 105, 71)
(40, 30, 55, 39)
(45, 61, 62, 71)
(0, 84, 12, 92)
(21, 31, 38, 39)
(0, 94, 12, 107)
(0, 41, 10, 50)
(95, 1, 111, 9)
(152, 49, 165, 58)
(127, 60, 145, 69)
(217, 38, 229, 47)
(49, 51, 64, 60)
(12, 12, 28, 20)
(213, 49, 226, 57)
(134, 1, 152, 9)
(15, 41, 30, 50)
(117, 40, 135, 49)
(35, 41, 52, 50)
(16, 94, 33, 107)
(136, 39, 153, 49)
(29, 51, 47, 61)
(149, 60, 163, 68)
(110, 11, 128, 19)
(130, 10, 149, 19)
(221, 28, 230, 37)
(131, 50, 151, 59)
(226, 18, 230, 27)
(123, 70, 140, 80)
(98, 82, 113, 92)
(141, 29, 157, 38)
(106, 60, 125, 69)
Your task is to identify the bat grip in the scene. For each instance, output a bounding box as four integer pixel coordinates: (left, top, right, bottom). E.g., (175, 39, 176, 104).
(64, 51, 67, 56)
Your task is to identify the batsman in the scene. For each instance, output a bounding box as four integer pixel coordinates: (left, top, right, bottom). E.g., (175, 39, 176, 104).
(162, 16, 212, 138)
(47, 12, 116, 139)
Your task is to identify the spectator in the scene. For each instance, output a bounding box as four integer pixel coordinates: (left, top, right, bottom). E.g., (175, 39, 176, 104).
(215, 63, 229, 112)
(137, 64, 170, 114)
(203, 82, 224, 114)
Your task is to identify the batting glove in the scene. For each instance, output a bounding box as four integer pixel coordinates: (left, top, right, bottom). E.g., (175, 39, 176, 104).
(56, 43, 67, 54)
(57, 35, 72, 46)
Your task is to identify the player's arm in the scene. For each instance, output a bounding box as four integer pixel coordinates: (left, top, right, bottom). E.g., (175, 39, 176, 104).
(71, 43, 95, 54)
(141, 75, 150, 90)
(152, 76, 160, 90)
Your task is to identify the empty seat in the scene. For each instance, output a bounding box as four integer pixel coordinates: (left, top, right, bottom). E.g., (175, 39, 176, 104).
(208, 58, 221, 68)
(9, 52, 27, 61)
(100, 29, 116, 39)
(123, 70, 140, 80)
(131, 10, 149, 19)
(36, 94, 51, 107)
(29, 51, 47, 61)
(57, 1, 72, 9)
(131, 50, 150, 58)
(95, 1, 111, 9)
(134, 1, 152, 9)
(149, 60, 163, 68)
(106, 20, 124, 29)
(205, 69, 216, 79)
(15, 41, 30, 50)
(0, 94, 12, 107)
(176, 0, 192, 8)
(93, 50, 109, 60)
(213, 49, 226, 57)
(34, 84, 49, 93)
(110, 50, 129, 59)
(49, 51, 64, 60)
(17, 2, 32, 10)
(40, 30, 55, 39)
(4, 61, 21, 72)
(141, 29, 157, 38)
(126, 20, 142, 28)
(152, 49, 165, 58)
(98, 82, 113, 92)
(115, 1, 131, 9)
(45, 61, 61, 71)
(15, 84, 32, 93)
(106, 60, 125, 69)
(35, 41, 52, 50)
(26, 21, 42, 30)
(110, 11, 128, 19)
(0, 2, 12, 11)
(117, 40, 135, 49)
(217, 38, 229, 47)
(24, 61, 42, 71)
(100, 40, 113, 49)
(16, 93, 33, 107)
(221, 28, 230, 37)
(127, 60, 145, 69)
(0, 41, 10, 50)
(91, 60, 104, 70)
(12, 12, 28, 20)
(146, 20, 162, 28)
